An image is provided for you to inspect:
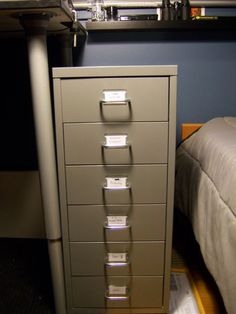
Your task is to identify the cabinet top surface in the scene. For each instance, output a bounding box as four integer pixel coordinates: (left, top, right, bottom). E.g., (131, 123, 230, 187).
(52, 65, 178, 78)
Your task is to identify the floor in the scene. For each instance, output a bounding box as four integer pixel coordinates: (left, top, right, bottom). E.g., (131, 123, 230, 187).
(0, 210, 227, 314)
(172, 210, 227, 314)
(0, 238, 54, 314)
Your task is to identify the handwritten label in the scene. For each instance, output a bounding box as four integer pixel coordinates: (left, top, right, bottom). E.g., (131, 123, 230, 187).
(108, 253, 127, 262)
(108, 285, 127, 295)
(106, 177, 127, 189)
(103, 90, 127, 102)
(105, 135, 127, 147)
(107, 216, 127, 226)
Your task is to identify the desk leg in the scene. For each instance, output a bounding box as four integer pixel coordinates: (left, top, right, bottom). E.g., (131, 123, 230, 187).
(21, 14, 67, 314)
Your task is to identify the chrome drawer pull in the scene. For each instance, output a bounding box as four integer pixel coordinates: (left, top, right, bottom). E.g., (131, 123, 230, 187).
(100, 99, 130, 106)
(102, 142, 130, 149)
(104, 223, 131, 230)
(105, 294, 129, 301)
(105, 261, 129, 267)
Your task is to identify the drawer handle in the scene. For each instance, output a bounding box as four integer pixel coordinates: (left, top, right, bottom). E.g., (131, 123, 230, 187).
(105, 294, 129, 301)
(104, 223, 131, 230)
(105, 261, 130, 267)
(100, 99, 130, 106)
(102, 142, 130, 149)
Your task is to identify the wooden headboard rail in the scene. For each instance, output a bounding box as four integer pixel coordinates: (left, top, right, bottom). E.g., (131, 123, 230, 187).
(181, 123, 204, 141)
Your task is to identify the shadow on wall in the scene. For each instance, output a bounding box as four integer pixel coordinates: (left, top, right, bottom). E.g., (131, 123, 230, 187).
(0, 36, 64, 171)
(0, 38, 37, 170)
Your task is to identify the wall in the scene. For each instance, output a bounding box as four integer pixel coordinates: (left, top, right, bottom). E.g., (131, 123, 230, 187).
(74, 29, 236, 142)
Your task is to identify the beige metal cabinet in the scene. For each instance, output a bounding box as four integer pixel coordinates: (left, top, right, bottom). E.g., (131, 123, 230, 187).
(53, 66, 177, 314)
(70, 242, 165, 276)
(60, 77, 169, 122)
(64, 122, 168, 165)
(66, 164, 167, 205)
(68, 204, 166, 242)
(72, 276, 164, 308)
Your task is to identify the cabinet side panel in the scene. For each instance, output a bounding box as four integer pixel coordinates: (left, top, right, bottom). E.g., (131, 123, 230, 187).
(53, 78, 72, 312)
(163, 75, 177, 311)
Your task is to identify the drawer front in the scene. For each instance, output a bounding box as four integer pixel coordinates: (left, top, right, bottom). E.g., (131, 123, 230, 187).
(64, 122, 168, 165)
(66, 165, 167, 205)
(70, 242, 164, 276)
(68, 204, 166, 242)
(61, 77, 168, 122)
(72, 276, 163, 308)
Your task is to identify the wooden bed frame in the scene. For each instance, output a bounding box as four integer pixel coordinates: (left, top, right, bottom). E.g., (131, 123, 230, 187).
(181, 123, 204, 140)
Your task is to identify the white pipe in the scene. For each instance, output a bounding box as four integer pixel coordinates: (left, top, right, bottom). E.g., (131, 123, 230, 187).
(48, 240, 67, 314)
(21, 15, 61, 241)
(73, 0, 236, 9)
(20, 14, 66, 314)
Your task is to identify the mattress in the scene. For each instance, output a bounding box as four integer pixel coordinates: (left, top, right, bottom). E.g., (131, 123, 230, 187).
(175, 117, 236, 314)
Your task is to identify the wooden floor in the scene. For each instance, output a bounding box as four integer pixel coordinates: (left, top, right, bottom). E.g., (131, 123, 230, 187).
(172, 210, 227, 314)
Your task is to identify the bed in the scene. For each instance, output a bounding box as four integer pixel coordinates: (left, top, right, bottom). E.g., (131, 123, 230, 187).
(174, 117, 236, 314)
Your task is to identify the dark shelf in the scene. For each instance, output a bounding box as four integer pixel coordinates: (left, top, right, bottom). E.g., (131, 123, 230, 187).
(0, 0, 85, 35)
(86, 18, 236, 31)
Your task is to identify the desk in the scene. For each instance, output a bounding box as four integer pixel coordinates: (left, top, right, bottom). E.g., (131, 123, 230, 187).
(0, 2, 78, 314)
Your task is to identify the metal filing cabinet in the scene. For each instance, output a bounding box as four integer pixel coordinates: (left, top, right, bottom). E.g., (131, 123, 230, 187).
(53, 66, 177, 314)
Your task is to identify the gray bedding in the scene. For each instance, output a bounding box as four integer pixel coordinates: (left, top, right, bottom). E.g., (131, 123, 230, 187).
(175, 117, 236, 314)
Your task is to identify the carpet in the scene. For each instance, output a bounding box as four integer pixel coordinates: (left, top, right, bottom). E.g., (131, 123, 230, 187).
(0, 238, 54, 314)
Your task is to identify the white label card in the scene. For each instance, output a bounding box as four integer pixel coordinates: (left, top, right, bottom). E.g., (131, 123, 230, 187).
(107, 216, 127, 226)
(105, 135, 127, 147)
(103, 90, 127, 102)
(106, 177, 127, 189)
(109, 285, 127, 295)
(108, 253, 127, 262)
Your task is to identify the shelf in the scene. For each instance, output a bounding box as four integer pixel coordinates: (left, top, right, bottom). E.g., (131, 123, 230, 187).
(86, 18, 236, 31)
(0, 0, 85, 35)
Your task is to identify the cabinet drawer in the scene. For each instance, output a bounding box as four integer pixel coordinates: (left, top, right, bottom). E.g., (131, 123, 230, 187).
(70, 242, 164, 276)
(68, 204, 165, 242)
(64, 122, 168, 165)
(72, 276, 163, 308)
(66, 165, 167, 205)
(61, 77, 168, 122)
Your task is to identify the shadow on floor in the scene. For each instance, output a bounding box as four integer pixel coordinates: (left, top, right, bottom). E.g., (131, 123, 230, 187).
(172, 209, 227, 314)
(0, 238, 54, 314)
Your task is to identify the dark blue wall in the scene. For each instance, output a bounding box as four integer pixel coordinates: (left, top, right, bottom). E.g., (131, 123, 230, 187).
(74, 30, 236, 142)
(74, 27, 236, 142)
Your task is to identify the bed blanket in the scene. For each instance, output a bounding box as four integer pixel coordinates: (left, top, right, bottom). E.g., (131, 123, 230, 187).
(175, 117, 236, 314)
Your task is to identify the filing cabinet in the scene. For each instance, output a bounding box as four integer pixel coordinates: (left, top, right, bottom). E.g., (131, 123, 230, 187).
(53, 66, 177, 314)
